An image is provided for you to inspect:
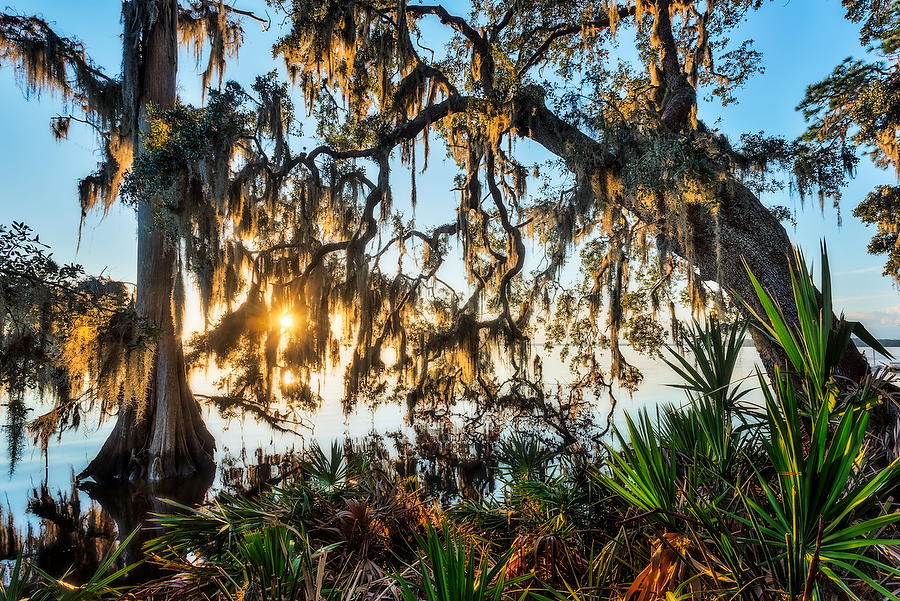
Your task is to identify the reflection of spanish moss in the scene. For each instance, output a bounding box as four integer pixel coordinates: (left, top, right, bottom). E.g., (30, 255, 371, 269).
(26, 478, 118, 584)
(407, 372, 610, 449)
(3, 394, 27, 473)
(218, 447, 304, 496)
(0, 502, 21, 560)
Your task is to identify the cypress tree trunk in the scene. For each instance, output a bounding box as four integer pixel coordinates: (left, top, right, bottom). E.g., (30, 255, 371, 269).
(80, 0, 214, 483)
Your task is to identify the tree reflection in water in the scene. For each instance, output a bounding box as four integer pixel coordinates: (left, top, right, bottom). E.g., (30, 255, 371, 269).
(79, 470, 214, 582)
(2, 380, 600, 586)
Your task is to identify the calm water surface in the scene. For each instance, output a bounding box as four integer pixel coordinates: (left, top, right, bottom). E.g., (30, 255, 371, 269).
(1, 344, 896, 536)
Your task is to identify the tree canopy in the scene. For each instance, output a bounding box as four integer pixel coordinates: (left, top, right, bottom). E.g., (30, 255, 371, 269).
(800, 0, 900, 283)
(0, 0, 892, 468)
(142, 0, 870, 421)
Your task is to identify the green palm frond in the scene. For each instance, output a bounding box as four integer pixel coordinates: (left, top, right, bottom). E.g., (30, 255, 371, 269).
(735, 367, 900, 599)
(602, 410, 682, 530)
(663, 317, 752, 411)
(395, 522, 513, 601)
(742, 243, 890, 415)
(0, 548, 32, 601)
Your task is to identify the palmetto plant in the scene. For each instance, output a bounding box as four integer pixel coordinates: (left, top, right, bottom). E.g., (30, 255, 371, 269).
(448, 495, 512, 534)
(233, 525, 308, 601)
(743, 243, 890, 415)
(658, 393, 748, 482)
(303, 441, 370, 495)
(147, 486, 314, 560)
(660, 317, 755, 479)
(1, 533, 135, 601)
(737, 366, 900, 600)
(219, 524, 339, 601)
(602, 410, 682, 531)
(664, 317, 752, 412)
(395, 523, 513, 601)
(451, 436, 592, 590)
(313, 486, 420, 587)
(737, 246, 900, 600)
(498, 432, 557, 483)
(452, 433, 586, 542)
(31, 529, 137, 601)
(147, 523, 342, 601)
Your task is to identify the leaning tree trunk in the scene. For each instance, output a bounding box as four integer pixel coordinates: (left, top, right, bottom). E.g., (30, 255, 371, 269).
(681, 178, 870, 380)
(691, 179, 899, 462)
(80, 0, 214, 483)
(510, 89, 900, 457)
(510, 90, 871, 381)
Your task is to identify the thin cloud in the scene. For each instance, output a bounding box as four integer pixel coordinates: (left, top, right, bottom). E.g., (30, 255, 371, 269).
(835, 293, 900, 304)
(836, 265, 883, 275)
(845, 305, 900, 328)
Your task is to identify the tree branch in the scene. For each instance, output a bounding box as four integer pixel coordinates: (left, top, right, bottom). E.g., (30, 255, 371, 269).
(515, 5, 637, 79)
(405, 4, 489, 56)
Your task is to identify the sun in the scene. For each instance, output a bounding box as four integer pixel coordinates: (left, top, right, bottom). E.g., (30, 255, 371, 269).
(381, 346, 398, 367)
(278, 313, 295, 330)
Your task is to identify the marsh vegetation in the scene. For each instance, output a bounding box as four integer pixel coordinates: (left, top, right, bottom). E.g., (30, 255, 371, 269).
(1, 0, 900, 599)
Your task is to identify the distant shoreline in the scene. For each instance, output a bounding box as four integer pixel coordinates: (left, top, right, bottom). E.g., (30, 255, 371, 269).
(851, 338, 900, 348)
(739, 338, 900, 348)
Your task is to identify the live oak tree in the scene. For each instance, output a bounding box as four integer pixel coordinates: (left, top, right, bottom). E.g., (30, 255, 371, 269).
(0, 2, 261, 481)
(128, 0, 895, 447)
(0, 0, 893, 480)
(184, 0, 874, 406)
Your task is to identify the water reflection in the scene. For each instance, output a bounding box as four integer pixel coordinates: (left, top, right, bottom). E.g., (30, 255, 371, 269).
(218, 447, 302, 495)
(0, 503, 21, 561)
(79, 470, 214, 582)
(0, 426, 521, 582)
(0, 472, 216, 585)
(27, 480, 118, 582)
(407, 425, 498, 503)
(6, 343, 844, 586)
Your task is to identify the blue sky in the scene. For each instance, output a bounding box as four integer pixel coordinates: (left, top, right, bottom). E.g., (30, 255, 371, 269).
(0, 0, 898, 336)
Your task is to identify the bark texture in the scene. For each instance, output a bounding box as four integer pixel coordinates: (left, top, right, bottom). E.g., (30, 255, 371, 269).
(80, 0, 215, 483)
(508, 89, 871, 383)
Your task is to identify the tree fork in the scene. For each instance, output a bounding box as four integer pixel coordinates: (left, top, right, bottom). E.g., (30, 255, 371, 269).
(508, 87, 875, 395)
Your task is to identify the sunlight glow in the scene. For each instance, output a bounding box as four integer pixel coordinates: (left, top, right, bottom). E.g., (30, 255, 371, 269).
(279, 313, 295, 330)
(381, 346, 398, 368)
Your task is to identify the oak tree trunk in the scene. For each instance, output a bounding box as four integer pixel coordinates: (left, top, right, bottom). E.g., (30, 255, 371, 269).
(510, 91, 871, 382)
(681, 179, 870, 382)
(80, 0, 214, 483)
(700, 180, 898, 461)
(510, 91, 900, 459)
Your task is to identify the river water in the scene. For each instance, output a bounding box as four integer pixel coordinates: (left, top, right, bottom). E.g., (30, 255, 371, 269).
(1, 343, 896, 548)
